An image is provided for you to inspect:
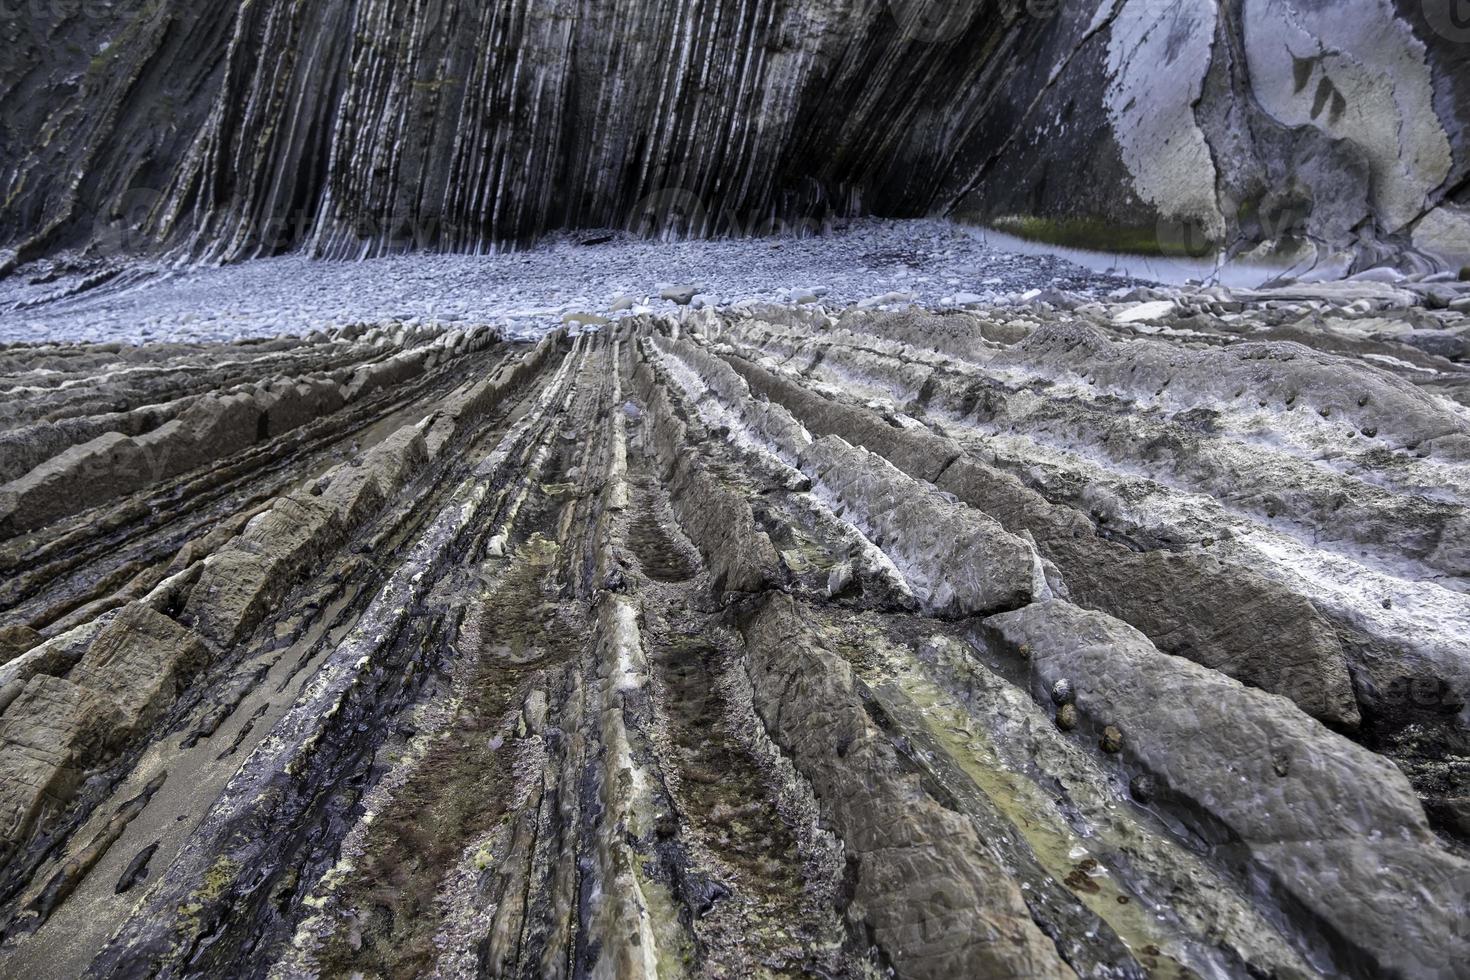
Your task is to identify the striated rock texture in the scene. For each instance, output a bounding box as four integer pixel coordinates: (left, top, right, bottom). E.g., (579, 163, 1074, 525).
(0, 292, 1466, 976)
(2, 0, 1469, 271)
(960, 0, 1470, 268)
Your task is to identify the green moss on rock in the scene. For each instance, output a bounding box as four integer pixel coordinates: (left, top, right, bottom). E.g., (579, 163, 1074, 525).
(986, 214, 1218, 258)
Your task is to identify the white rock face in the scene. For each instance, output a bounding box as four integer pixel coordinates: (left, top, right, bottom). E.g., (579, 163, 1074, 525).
(1242, 0, 1452, 234)
(1103, 0, 1224, 241)
(1047, 0, 1470, 265)
(1112, 299, 1175, 323)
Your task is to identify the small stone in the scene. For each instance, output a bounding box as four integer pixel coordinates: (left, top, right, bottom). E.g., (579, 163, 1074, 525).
(857, 290, 917, 309)
(522, 690, 549, 734)
(1129, 773, 1156, 803)
(1100, 725, 1124, 753)
(1050, 678, 1074, 706)
(1056, 703, 1078, 731)
(1113, 300, 1175, 324)
(826, 562, 854, 598)
(114, 840, 160, 895)
(660, 285, 699, 306)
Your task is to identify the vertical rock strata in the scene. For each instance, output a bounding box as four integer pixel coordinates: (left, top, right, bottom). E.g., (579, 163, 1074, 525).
(3, 0, 1469, 269)
(0, 302, 1464, 976)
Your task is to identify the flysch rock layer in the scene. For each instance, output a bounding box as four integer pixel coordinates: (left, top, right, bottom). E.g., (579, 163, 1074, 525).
(0, 294, 1465, 979)
(2, 0, 1468, 269)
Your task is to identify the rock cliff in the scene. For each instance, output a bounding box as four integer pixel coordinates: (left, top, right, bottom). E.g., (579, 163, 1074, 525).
(2, 0, 1468, 270)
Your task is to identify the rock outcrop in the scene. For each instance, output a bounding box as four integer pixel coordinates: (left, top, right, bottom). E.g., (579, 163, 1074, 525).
(0, 298, 1465, 976)
(2, 0, 1467, 271)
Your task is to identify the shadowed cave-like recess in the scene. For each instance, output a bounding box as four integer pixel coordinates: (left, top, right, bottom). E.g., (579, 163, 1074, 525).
(3, 0, 1470, 270)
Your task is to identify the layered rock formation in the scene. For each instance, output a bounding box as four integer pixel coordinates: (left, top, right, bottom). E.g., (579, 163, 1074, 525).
(2, 0, 1468, 271)
(0, 292, 1465, 976)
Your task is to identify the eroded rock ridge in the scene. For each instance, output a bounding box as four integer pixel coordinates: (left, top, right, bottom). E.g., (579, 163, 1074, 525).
(0, 293, 1465, 976)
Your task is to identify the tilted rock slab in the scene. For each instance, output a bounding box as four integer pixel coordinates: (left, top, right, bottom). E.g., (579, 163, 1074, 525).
(721, 342, 1361, 726)
(997, 321, 1470, 459)
(799, 435, 1037, 616)
(986, 600, 1470, 979)
(743, 594, 1076, 980)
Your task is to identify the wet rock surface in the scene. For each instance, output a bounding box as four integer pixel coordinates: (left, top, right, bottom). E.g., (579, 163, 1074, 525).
(0, 292, 1466, 978)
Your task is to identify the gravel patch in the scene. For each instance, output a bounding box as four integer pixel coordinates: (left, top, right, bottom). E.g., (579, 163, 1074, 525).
(0, 219, 1139, 345)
